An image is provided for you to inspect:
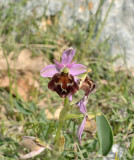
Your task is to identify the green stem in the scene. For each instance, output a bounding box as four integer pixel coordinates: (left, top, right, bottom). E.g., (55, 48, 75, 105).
(54, 98, 69, 143)
(3, 50, 14, 110)
(94, 0, 114, 47)
(85, 0, 104, 50)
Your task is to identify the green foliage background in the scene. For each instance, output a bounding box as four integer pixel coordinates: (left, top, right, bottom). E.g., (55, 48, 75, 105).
(0, 0, 134, 159)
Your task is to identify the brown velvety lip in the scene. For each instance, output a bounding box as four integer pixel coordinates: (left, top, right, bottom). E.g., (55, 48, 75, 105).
(80, 77, 96, 96)
(48, 73, 79, 98)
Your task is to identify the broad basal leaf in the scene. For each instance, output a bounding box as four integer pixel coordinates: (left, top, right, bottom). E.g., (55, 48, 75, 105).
(96, 112, 113, 156)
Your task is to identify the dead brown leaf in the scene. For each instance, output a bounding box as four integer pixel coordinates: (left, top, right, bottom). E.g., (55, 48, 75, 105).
(0, 71, 39, 101)
(78, 6, 84, 13)
(84, 118, 96, 133)
(0, 49, 47, 71)
(44, 106, 63, 120)
(100, 79, 108, 85)
(0, 48, 49, 100)
(15, 71, 39, 101)
(88, 2, 93, 11)
(38, 18, 52, 32)
(0, 75, 9, 87)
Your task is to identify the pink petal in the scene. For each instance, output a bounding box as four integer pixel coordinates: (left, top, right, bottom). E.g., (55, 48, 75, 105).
(69, 95, 72, 101)
(78, 97, 87, 115)
(40, 65, 59, 77)
(69, 64, 87, 76)
(61, 48, 76, 66)
(77, 116, 86, 144)
(53, 59, 64, 69)
(66, 61, 76, 69)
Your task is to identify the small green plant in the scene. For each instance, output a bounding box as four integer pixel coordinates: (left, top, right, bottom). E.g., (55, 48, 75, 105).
(0, 0, 134, 159)
(19, 48, 113, 159)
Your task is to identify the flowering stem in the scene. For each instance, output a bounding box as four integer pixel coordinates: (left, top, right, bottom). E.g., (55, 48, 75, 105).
(54, 97, 69, 143)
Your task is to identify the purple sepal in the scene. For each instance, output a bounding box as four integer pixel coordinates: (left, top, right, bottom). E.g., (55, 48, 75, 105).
(53, 59, 64, 69)
(78, 97, 88, 115)
(69, 95, 72, 101)
(40, 65, 59, 77)
(66, 61, 76, 69)
(61, 48, 76, 66)
(77, 116, 86, 144)
(69, 64, 87, 76)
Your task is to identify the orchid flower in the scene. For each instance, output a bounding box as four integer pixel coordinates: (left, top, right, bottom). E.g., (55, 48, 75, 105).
(77, 97, 88, 143)
(40, 48, 87, 98)
(80, 77, 96, 97)
(77, 77, 96, 143)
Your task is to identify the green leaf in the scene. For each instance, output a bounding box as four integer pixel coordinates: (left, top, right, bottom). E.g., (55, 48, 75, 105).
(65, 112, 100, 120)
(28, 102, 37, 113)
(14, 100, 31, 115)
(70, 89, 85, 105)
(65, 113, 84, 120)
(96, 112, 113, 156)
(129, 136, 134, 155)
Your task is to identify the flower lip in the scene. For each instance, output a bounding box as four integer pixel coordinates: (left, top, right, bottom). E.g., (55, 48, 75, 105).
(48, 72, 79, 98)
(80, 77, 96, 96)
